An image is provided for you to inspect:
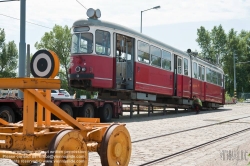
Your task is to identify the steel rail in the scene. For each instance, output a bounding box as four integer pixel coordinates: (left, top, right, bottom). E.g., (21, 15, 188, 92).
(132, 115, 250, 143)
(139, 127, 250, 166)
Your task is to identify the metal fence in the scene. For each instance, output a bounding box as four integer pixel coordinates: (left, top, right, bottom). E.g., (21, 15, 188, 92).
(238, 93, 250, 100)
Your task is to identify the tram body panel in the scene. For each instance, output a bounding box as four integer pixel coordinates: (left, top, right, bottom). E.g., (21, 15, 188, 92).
(182, 75, 191, 98)
(201, 81, 205, 101)
(134, 62, 173, 95)
(192, 78, 204, 100)
(176, 74, 183, 97)
(70, 55, 114, 89)
(205, 82, 223, 104)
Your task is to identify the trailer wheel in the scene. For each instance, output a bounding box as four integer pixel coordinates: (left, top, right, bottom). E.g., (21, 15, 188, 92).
(0, 106, 15, 123)
(100, 104, 112, 122)
(60, 104, 73, 117)
(80, 104, 94, 118)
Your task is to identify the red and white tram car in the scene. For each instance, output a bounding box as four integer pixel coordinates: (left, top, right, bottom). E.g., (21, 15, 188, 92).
(69, 9, 225, 108)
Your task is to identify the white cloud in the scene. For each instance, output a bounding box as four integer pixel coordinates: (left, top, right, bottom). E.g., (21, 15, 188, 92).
(0, 0, 250, 53)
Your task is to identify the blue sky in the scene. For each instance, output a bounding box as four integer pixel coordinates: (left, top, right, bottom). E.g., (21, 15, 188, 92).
(0, 0, 250, 55)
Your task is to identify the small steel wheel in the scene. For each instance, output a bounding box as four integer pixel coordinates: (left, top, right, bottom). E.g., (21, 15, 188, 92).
(45, 129, 88, 166)
(0, 106, 15, 122)
(99, 124, 131, 166)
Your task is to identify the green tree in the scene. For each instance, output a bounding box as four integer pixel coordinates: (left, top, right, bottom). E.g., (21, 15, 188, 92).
(236, 31, 250, 95)
(196, 25, 227, 65)
(222, 29, 240, 95)
(35, 25, 71, 91)
(196, 25, 250, 96)
(196, 26, 215, 62)
(210, 25, 227, 64)
(0, 28, 18, 78)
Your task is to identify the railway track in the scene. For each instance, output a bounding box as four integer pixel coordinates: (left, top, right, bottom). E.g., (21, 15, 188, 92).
(126, 113, 250, 166)
(132, 114, 250, 143)
(139, 127, 250, 165)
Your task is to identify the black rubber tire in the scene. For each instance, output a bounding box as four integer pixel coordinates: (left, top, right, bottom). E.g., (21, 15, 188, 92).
(0, 106, 15, 123)
(80, 104, 94, 118)
(60, 104, 73, 117)
(100, 104, 112, 122)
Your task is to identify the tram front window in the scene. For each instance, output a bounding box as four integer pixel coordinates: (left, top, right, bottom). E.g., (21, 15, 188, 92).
(95, 30, 110, 56)
(71, 33, 93, 54)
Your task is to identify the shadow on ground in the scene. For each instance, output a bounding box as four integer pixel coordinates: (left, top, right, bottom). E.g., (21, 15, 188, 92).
(111, 107, 233, 123)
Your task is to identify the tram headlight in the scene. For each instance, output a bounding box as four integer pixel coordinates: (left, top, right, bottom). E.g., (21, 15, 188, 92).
(75, 66, 81, 72)
(82, 67, 86, 72)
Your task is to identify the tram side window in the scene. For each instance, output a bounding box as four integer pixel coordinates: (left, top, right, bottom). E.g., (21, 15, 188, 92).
(193, 62, 198, 78)
(217, 73, 222, 86)
(177, 58, 182, 74)
(202, 67, 205, 81)
(212, 70, 218, 84)
(150, 45, 161, 67)
(198, 65, 202, 80)
(162, 50, 171, 70)
(206, 68, 211, 83)
(184, 58, 188, 76)
(138, 41, 150, 64)
(95, 30, 110, 56)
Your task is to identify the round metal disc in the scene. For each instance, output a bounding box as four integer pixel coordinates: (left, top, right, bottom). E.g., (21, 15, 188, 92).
(48, 50, 59, 78)
(30, 49, 56, 78)
(45, 129, 88, 166)
(96, 9, 101, 18)
(87, 8, 95, 18)
(99, 124, 132, 166)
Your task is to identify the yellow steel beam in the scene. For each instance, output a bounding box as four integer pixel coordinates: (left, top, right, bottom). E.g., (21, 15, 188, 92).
(23, 89, 35, 135)
(0, 118, 9, 125)
(37, 103, 43, 127)
(0, 78, 60, 89)
(27, 89, 85, 130)
(45, 90, 51, 127)
(76, 118, 100, 123)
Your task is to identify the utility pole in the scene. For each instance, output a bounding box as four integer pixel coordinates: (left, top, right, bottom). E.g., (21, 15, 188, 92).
(233, 53, 236, 98)
(18, 0, 26, 98)
(26, 44, 30, 77)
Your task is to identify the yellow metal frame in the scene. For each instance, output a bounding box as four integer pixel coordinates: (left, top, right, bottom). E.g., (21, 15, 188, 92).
(0, 78, 128, 166)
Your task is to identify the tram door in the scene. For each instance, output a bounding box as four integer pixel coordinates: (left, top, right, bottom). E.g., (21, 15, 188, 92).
(115, 33, 135, 90)
(173, 54, 183, 97)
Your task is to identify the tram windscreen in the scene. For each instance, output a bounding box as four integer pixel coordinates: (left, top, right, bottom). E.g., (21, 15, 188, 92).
(71, 33, 93, 54)
(95, 30, 110, 55)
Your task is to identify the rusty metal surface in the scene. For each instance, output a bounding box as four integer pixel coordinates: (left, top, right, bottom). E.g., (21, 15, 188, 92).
(0, 78, 60, 89)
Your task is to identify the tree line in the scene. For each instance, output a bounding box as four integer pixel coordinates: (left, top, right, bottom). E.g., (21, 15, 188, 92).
(1, 24, 249, 98)
(196, 25, 250, 97)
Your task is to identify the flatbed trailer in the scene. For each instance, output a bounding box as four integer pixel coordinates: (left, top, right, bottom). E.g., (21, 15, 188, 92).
(0, 97, 122, 123)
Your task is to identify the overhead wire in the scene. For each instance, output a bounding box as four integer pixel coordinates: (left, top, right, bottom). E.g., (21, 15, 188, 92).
(1, 0, 88, 29)
(76, 0, 87, 10)
(0, 13, 52, 29)
(0, 0, 19, 2)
